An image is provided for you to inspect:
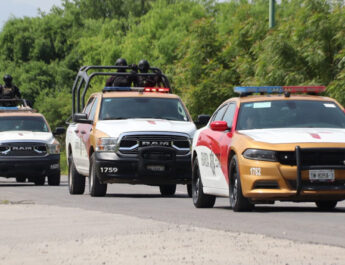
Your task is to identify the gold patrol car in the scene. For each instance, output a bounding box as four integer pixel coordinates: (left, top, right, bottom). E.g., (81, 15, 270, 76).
(192, 86, 345, 211)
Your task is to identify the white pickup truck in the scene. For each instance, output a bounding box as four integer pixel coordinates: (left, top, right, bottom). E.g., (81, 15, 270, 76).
(66, 65, 196, 197)
(0, 99, 65, 185)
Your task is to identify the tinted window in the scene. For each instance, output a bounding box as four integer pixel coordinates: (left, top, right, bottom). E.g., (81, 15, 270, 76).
(99, 97, 189, 121)
(89, 97, 99, 121)
(223, 103, 236, 127)
(237, 100, 345, 130)
(212, 104, 228, 122)
(83, 97, 95, 116)
(0, 116, 49, 132)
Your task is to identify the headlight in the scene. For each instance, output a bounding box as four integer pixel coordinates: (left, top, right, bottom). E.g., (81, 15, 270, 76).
(243, 149, 277, 162)
(47, 139, 60, 154)
(96, 137, 118, 152)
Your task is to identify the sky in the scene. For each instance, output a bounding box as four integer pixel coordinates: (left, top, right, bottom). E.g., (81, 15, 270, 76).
(0, 0, 62, 29)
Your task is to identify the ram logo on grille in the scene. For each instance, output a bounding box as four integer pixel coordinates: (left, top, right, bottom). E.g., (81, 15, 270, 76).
(141, 141, 171, 147)
(12, 146, 33, 151)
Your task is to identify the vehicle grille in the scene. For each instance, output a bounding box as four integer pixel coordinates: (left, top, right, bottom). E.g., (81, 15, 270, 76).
(0, 142, 47, 156)
(118, 134, 190, 156)
(277, 149, 345, 167)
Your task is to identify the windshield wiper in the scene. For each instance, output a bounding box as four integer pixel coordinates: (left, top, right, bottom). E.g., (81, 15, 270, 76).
(102, 117, 128, 120)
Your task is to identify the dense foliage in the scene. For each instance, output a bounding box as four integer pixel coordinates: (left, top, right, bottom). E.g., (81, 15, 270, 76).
(1, 0, 345, 125)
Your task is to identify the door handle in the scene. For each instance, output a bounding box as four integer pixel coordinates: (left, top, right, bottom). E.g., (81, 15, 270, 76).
(80, 130, 86, 135)
(74, 129, 79, 134)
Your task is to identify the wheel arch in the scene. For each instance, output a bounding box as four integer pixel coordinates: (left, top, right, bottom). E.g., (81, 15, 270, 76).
(227, 149, 237, 184)
(89, 146, 95, 158)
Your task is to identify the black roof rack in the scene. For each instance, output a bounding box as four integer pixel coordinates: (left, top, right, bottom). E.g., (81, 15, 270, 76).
(0, 99, 34, 112)
(71, 65, 171, 115)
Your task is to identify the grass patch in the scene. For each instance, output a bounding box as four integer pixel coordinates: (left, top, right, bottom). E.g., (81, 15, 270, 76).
(0, 200, 34, 205)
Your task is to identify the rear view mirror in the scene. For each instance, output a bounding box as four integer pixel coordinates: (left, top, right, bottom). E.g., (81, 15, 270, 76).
(195, 114, 211, 126)
(73, 113, 92, 124)
(210, 121, 229, 132)
(53, 127, 65, 136)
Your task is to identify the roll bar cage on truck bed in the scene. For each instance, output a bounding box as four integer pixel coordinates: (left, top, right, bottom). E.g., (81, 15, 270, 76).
(71, 65, 171, 115)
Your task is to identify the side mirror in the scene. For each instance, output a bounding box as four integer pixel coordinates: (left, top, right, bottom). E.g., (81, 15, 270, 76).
(73, 113, 92, 124)
(195, 114, 211, 126)
(210, 121, 229, 132)
(53, 127, 66, 136)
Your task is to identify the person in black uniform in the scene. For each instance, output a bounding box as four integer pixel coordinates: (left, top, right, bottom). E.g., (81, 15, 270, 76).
(136, 59, 162, 87)
(106, 58, 137, 87)
(0, 75, 21, 99)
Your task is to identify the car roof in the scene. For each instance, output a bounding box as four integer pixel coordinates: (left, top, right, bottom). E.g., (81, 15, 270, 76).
(91, 91, 181, 99)
(0, 112, 45, 118)
(225, 94, 339, 105)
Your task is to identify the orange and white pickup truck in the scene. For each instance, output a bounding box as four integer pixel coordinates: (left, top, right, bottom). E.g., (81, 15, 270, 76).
(66, 65, 196, 197)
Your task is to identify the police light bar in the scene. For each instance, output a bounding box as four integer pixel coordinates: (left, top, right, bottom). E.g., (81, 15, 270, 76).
(103, 86, 170, 93)
(0, 106, 19, 110)
(234, 86, 325, 94)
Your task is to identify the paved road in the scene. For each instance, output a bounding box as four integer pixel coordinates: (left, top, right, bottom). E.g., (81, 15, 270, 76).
(1, 175, 345, 248)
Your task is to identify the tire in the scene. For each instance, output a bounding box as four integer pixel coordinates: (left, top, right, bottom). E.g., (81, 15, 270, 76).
(89, 153, 107, 197)
(68, 155, 85, 195)
(34, 176, 45, 186)
(192, 159, 216, 208)
(187, 184, 192, 198)
(159, 185, 176, 196)
(16, 176, 26, 183)
(229, 155, 253, 212)
(315, 201, 337, 211)
(48, 170, 61, 186)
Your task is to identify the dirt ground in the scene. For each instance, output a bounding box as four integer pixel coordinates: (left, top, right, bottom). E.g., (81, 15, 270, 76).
(0, 203, 344, 265)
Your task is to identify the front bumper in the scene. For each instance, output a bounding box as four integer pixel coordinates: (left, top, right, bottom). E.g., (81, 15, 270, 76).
(240, 147, 345, 201)
(95, 147, 192, 185)
(0, 154, 60, 178)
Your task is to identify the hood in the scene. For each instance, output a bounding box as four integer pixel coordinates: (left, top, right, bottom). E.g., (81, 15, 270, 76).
(96, 119, 196, 138)
(0, 131, 54, 143)
(238, 128, 345, 144)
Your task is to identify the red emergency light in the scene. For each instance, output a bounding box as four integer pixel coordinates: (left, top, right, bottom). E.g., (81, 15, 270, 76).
(144, 87, 170, 93)
(282, 86, 325, 93)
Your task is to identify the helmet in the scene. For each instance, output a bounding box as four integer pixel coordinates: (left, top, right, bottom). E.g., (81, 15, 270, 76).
(115, 58, 127, 66)
(3, 74, 12, 83)
(138, 59, 150, 73)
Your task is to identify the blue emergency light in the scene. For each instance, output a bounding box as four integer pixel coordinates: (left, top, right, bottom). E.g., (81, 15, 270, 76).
(234, 86, 325, 95)
(103, 86, 132, 92)
(0, 106, 19, 110)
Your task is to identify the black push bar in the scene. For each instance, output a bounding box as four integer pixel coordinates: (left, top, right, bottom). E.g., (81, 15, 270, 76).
(295, 146, 345, 194)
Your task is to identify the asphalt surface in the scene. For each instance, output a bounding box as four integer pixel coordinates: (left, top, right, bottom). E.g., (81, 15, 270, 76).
(1, 175, 345, 248)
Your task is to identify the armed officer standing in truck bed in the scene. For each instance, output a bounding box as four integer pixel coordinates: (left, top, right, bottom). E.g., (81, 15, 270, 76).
(106, 58, 138, 87)
(137, 59, 162, 88)
(0, 74, 21, 99)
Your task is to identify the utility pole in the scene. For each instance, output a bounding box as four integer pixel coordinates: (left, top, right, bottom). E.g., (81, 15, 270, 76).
(269, 0, 276, 29)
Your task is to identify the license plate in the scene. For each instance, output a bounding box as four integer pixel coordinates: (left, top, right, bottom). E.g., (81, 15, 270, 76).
(309, 170, 335, 182)
(147, 165, 165, 172)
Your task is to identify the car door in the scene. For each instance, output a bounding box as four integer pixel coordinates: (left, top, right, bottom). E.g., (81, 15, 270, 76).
(74, 97, 95, 174)
(213, 102, 237, 190)
(199, 103, 228, 189)
(79, 96, 99, 173)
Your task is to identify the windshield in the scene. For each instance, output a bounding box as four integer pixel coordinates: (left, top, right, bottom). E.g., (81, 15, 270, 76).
(0, 116, 49, 132)
(99, 97, 189, 121)
(237, 100, 345, 130)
